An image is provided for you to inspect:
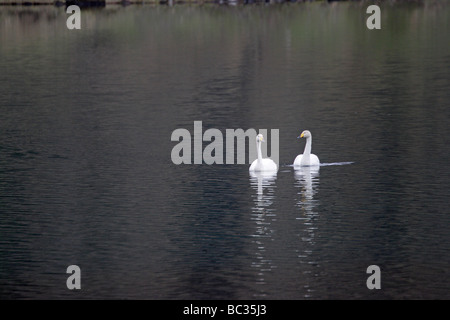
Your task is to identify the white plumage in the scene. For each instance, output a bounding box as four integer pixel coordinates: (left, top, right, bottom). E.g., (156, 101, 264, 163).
(249, 134, 278, 172)
(293, 130, 320, 167)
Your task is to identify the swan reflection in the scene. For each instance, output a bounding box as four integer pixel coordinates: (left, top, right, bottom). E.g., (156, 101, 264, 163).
(249, 171, 277, 297)
(295, 166, 320, 215)
(294, 166, 320, 298)
(250, 171, 277, 200)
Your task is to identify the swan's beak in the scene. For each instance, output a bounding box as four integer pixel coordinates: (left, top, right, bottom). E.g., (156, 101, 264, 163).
(300, 133, 304, 138)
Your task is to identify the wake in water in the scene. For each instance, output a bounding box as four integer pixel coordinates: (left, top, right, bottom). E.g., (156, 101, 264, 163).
(283, 162, 354, 168)
(319, 162, 354, 166)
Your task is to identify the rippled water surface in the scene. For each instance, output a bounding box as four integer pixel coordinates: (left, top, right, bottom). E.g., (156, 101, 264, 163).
(1, 2, 450, 299)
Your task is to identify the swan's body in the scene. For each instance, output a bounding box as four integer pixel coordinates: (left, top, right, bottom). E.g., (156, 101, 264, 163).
(250, 158, 278, 172)
(249, 134, 278, 172)
(293, 130, 320, 167)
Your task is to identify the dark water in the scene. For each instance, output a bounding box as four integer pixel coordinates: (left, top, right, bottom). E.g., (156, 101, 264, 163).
(1, 2, 450, 299)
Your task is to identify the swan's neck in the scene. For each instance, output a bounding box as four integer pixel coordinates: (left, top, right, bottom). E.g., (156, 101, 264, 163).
(304, 136, 312, 156)
(257, 141, 263, 162)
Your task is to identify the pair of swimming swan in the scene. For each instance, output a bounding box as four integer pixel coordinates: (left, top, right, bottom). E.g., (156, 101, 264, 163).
(249, 130, 319, 172)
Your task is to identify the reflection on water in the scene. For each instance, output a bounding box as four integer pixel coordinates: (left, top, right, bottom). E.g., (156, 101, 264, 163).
(294, 166, 320, 298)
(249, 171, 277, 199)
(295, 166, 320, 215)
(249, 171, 277, 298)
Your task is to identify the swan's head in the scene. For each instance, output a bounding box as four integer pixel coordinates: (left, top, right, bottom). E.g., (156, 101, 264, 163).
(298, 130, 312, 139)
(256, 134, 265, 143)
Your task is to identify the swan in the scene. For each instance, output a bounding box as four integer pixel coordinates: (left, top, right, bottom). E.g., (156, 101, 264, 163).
(249, 134, 278, 172)
(293, 130, 320, 167)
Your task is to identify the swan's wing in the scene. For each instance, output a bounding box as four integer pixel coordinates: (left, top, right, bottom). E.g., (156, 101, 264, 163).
(249, 159, 258, 171)
(262, 159, 278, 171)
(310, 154, 320, 165)
(293, 154, 303, 166)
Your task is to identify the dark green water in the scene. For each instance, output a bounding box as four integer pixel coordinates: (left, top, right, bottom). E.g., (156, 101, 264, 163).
(1, 2, 450, 299)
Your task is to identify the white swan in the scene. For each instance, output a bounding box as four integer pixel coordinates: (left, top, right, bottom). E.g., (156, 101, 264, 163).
(293, 130, 320, 167)
(249, 134, 278, 172)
